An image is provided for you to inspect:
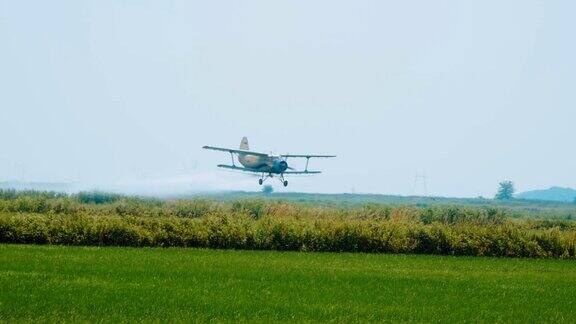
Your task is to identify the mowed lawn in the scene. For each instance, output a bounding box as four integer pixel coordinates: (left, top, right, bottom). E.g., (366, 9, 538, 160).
(1, 245, 575, 322)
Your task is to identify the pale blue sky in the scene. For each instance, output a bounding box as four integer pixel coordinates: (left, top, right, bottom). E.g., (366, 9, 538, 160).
(0, 1, 574, 197)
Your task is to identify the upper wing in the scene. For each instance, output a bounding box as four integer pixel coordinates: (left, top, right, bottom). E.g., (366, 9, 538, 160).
(280, 154, 336, 158)
(203, 146, 269, 157)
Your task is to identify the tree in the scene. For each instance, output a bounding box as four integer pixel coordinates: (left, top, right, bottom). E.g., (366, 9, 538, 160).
(495, 181, 515, 200)
(262, 185, 274, 195)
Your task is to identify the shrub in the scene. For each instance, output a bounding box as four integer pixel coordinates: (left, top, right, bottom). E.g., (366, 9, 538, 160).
(75, 191, 123, 204)
(0, 191, 576, 259)
(1, 212, 574, 259)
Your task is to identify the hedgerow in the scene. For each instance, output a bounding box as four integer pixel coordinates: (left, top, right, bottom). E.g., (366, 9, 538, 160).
(0, 190, 575, 258)
(1, 212, 575, 258)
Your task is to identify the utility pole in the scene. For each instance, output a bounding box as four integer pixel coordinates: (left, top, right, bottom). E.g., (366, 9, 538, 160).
(412, 171, 428, 197)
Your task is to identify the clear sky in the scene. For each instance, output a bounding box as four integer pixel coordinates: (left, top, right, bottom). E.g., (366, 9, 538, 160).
(0, 0, 574, 197)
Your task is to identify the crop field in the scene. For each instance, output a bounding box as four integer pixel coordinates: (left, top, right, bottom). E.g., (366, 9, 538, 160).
(1, 191, 576, 322)
(198, 191, 576, 220)
(1, 190, 576, 258)
(1, 244, 575, 322)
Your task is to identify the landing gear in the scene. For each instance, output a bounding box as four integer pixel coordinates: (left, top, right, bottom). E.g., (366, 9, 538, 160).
(279, 174, 288, 187)
(259, 173, 272, 185)
(259, 173, 289, 187)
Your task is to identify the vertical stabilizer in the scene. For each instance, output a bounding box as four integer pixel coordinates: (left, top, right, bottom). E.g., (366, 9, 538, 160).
(240, 137, 249, 150)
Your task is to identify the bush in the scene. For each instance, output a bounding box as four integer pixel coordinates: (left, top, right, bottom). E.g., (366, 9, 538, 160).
(75, 191, 122, 204)
(0, 191, 575, 258)
(1, 212, 575, 259)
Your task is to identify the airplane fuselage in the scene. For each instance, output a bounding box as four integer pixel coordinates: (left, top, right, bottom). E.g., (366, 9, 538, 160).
(238, 153, 288, 174)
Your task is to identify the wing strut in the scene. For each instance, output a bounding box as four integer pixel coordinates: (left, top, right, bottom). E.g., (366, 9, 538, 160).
(305, 157, 310, 172)
(230, 152, 235, 167)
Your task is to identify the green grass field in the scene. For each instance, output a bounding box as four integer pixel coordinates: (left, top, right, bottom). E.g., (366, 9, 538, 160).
(1, 244, 575, 322)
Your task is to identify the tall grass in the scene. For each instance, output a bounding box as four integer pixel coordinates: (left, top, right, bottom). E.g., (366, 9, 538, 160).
(0, 190, 575, 258)
(1, 213, 575, 258)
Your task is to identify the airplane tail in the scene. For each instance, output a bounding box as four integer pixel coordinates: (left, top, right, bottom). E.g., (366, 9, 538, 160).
(239, 137, 249, 150)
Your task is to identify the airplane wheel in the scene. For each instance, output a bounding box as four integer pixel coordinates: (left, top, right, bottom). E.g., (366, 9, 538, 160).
(259, 179, 263, 185)
(283, 180, 288, 187)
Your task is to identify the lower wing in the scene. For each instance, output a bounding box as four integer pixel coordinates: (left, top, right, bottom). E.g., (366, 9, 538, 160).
(217, 164, 265, 173)
(283, 170, 321, 174)
(280, 154, 336, 158)
(217, 165, 320, 174)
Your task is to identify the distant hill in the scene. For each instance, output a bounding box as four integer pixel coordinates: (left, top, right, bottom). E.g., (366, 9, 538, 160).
(517, 187, 576, 203)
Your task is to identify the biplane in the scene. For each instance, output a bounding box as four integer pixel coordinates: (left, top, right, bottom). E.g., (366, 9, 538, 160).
(203, 137, 335, 187)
